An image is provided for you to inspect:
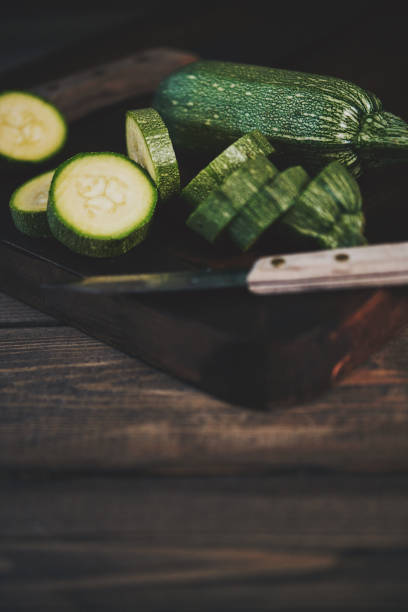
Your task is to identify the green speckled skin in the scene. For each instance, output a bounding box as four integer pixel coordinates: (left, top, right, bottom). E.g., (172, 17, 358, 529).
(126, 108, 180, 201)
(186, 156, 278, 242)
(47, 152, 158, 258)
(279, 161, 366, 248)
(154, 61, 408, 176)
(9, 170, 54, 238)
(10, 207, 51, 238)
(228, 166, 310, 251)
(182, 130, 275, 207)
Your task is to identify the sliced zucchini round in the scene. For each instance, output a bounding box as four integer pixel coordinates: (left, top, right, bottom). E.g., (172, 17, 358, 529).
(9, 170, 54, 238)
(47, 152, 158, 257)
(0, 90, 67, 163)
(126, 108, 180, 201)
(279, 161, 366, 248)
(228, 166, 310, 251)
(186, 156, 278, 242)
(181, 130, 275, 208)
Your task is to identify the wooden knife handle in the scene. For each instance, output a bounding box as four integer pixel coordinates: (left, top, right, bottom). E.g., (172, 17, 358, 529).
(247, 242, 408, 294)
(31, 47, 198, 122)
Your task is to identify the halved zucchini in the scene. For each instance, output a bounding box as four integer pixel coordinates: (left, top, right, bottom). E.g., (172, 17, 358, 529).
(47, 152, 158, 257)
(0, 90, 66, 163)
(126, 108, 180, 201)
(9, 170, 54, 237)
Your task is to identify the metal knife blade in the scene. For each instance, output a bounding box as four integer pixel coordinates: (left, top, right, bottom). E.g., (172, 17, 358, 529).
(42, 269, 248, 294)
(41, 242, 408, 296)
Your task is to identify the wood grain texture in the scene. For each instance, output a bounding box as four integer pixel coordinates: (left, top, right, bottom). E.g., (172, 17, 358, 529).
(0, 475, 407, 611)
(0, 293, 58, 326)
(1, 288, 408, 474)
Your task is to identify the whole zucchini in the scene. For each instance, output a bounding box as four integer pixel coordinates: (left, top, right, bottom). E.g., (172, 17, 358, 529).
(153, 61, 408, 176)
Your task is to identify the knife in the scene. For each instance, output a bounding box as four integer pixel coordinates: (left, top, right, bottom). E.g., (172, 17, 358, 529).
(42, 242, 408, 296)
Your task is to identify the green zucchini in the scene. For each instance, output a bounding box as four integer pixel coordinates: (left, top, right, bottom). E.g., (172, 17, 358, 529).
(9, 170, 54, 238)
(186, 156, 278, 242)
(153, 60, 408, 176)
(125, 108, 180, 201)
(228, 166, 310, 251)
(182, 130, 275, 207)
(279, 161, 366, 248)
(47, 152, 158, 257)
(0, 90, 66, 163)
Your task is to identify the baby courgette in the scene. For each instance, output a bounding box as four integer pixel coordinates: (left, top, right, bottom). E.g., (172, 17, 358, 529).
(154, 60, 408, 176)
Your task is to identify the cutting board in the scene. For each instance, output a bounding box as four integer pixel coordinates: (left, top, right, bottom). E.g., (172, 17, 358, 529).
(2, 45, 408, 408)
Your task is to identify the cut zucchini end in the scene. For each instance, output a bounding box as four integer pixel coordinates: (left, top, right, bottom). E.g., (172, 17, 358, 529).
(125, 108, 180, 201)
(48, 152, 158, 257)
(9, 169, 54, 237)
(0, 90, 67, 164)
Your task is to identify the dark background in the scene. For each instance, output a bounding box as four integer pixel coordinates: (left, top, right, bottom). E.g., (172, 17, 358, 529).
(0, 4, 399, 82)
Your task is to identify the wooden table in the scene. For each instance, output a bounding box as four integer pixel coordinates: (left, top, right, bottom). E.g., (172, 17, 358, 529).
(1, 7, 408, 610)
(1, 290, 407, 610)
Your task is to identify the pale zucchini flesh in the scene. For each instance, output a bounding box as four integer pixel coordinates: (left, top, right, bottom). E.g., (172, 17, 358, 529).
(9, 170, 54, 237)
(126, 108, 180, 201)
(47, 152, 158, 257)
(186, 156, 278, 242)
(0, 91, 66, 163)
(182, 130, 275, 208)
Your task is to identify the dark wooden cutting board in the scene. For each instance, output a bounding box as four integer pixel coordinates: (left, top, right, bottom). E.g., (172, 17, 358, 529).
(2, 45, 408, 408)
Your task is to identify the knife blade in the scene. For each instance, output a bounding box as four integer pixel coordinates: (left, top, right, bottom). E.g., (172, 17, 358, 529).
(42, 242, 408, 296)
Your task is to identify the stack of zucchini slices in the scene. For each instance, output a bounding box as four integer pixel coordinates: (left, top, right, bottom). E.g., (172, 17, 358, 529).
(183, 131, 366, 251)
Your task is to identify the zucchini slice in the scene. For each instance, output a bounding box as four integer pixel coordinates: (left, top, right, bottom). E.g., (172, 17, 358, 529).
(47, 152, 158, 257)
(228, 166, 310, 251)
(279, 161, 366, 248)
(186, 156, 278, 242)
(0, 91, 66, 163)
(182, 130, 275, 208)
(126, 108, 180, 201)
(9, 170, 54, 237)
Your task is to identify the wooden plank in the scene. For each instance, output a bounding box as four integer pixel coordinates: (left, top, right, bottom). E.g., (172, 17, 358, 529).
(0, 475, 407, 611)
(0, 292, 58, 326)
(1, 320, 408, 474)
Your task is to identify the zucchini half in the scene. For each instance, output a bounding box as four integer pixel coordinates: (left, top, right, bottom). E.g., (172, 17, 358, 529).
(0, 90, 67, 163)
(9, 170, 54, 238)
(48, 152, 158, 257)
